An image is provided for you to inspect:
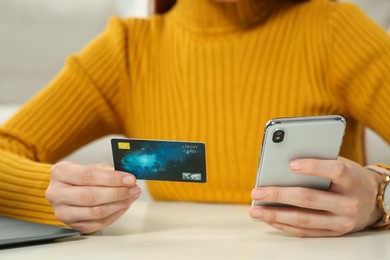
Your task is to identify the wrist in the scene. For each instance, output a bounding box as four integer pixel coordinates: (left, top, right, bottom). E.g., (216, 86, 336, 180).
(365, 164, 390, 229)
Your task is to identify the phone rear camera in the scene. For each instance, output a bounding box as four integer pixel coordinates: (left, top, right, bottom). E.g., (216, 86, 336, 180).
(272, 129, 285, 143)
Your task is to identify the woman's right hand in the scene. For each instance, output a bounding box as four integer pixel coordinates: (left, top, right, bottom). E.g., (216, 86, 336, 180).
(45, 161, 141, 234)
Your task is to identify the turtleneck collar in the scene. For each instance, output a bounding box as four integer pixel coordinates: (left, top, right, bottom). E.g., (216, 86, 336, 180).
(166, 0, 276, 34)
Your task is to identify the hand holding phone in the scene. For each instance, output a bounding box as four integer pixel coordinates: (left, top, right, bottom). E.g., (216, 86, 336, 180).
(252, 115, 346, 206)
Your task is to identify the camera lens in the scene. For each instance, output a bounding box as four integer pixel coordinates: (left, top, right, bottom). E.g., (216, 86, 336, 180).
(272, 129, 285, 143)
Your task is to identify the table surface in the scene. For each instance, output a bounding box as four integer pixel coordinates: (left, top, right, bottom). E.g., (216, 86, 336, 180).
(1, 201, 389, 260)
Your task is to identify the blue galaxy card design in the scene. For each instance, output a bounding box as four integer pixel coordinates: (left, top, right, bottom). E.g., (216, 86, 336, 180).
(111, 139, 206, 183)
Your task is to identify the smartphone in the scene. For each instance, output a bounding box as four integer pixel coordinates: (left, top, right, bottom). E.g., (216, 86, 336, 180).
(252, 115, 346, 206)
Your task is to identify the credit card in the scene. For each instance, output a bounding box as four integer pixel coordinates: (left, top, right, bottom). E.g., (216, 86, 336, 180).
(111, 138, 207, 183)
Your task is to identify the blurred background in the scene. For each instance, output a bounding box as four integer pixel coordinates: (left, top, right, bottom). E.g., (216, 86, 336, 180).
(0, 0, 389, 177)
(0, 0, 151, 104)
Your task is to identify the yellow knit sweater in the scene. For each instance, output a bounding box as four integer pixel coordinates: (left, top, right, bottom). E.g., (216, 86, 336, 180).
(1, 0, 390, 226)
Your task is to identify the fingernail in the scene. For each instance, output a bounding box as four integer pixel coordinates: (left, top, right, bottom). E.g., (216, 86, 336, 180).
(132, 187, 142, 198)
(290, 160, 303, 170)
(123, 175, 135, 185)
(253, 189, 266, 199)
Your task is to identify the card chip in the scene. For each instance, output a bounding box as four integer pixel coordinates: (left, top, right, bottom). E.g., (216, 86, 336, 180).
(118, 142, 130, 150)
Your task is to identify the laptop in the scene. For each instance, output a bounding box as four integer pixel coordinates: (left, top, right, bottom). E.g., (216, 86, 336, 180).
(0, 216, 80, 247)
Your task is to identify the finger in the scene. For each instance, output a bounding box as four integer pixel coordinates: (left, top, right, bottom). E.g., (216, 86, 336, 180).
(70, 208, 129, 234)
(289, 158, 352, 189)
(51, 161, 137, 187)
(252, 186, 347, 212)
(265, 222, 343, 238)
(249, 205, 353, 232)
(55, 192, 140, 224)
(56, 186, 140, 206)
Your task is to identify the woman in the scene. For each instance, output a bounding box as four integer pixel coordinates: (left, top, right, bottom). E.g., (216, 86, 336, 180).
(0, 0, 389, 237)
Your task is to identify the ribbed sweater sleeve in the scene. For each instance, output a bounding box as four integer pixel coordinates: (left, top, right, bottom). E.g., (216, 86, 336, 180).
(329, 3, 390, 141)
(0, 18, 128, 224)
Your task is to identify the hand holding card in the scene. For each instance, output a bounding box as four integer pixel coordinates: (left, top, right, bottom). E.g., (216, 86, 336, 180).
(111, 138, 207, 183)
(46, 161, 140, 234)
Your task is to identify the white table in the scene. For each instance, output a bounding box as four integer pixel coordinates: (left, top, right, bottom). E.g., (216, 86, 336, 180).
(1, 201, 389, 260)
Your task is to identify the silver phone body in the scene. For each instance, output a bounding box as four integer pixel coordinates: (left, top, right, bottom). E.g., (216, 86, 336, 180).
(253, 115, 346, 206)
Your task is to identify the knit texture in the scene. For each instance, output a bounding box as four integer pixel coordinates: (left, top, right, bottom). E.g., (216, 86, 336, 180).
(0, 0, 389, 225)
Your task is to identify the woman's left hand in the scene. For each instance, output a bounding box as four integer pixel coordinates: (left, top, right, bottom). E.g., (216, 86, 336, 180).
(249, 157, 383, 237)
